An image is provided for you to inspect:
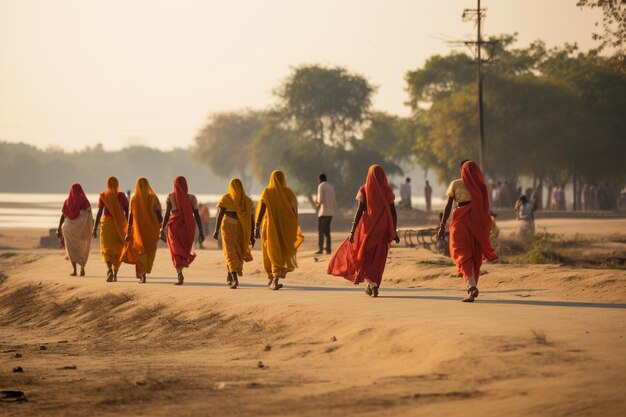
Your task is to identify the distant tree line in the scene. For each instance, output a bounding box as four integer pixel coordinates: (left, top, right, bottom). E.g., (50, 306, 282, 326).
(0, 142, 227, 194)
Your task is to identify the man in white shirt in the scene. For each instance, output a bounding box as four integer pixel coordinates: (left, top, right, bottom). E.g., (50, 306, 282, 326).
(399, 177, 412, 209)
(314, 173, 336, 254)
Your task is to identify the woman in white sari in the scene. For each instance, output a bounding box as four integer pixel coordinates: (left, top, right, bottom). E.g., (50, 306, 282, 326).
(57, 184, 93, 276)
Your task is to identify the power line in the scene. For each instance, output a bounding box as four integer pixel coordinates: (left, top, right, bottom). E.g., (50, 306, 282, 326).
(446, 0, 498, 172)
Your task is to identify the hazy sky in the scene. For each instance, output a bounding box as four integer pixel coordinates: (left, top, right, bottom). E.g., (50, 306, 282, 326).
(0, 0, 603, 151)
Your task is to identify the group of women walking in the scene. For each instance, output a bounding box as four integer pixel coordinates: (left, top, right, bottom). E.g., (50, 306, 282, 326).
(56, 162, 497, 302)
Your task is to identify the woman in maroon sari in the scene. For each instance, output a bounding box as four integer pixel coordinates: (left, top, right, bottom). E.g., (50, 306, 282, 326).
(161, 176, 204, 285)
(327, 165, 399, 297)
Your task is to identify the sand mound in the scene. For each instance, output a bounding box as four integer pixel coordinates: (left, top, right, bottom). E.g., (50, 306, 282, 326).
(1, 225, 625, 416)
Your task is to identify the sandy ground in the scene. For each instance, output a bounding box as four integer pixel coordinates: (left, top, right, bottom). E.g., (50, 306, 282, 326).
(1, 220, 625, 417)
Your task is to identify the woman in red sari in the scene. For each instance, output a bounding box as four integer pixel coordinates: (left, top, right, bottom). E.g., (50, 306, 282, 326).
(327, 165, 399, 297)
(438, 160, 497, 302)
(161, 176, 204, 285)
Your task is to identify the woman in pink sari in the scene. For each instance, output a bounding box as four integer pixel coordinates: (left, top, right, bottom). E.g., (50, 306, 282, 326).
(160, 176, 204, 285)
(328, 165, 399, 297)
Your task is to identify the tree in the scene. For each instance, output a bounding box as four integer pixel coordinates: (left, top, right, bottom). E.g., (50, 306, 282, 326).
(248, 113, 295, 191)
(274, 65, 402, 207)
(404, 36, 626, 209)
(193, 110, 265, 190)
(577, 0, 626, 60)
(275, 64, 374, 146)
(361, 112, 418, 165)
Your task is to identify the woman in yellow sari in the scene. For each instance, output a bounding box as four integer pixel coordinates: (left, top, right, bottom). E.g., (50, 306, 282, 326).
(254, 170, 303, 290)
(92, 177, 129, 282)
(213, 179, 255, 289)
(121, 178, 163, 283)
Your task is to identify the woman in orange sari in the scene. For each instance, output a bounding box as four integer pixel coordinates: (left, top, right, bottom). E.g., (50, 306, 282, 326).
(438, 160, 497, 302)
(92, 177, 129, 282)
(121, 178, 163, 284)
(254, 170, 303, 290)
(327, 165, 399, 297)
(56, 183, 93, 277)
(213, 178, 255, 289)
(161, 176, 204, 285)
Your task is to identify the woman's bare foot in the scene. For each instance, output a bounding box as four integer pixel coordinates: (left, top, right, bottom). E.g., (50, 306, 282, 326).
(226, 272, 233, 286)
(106, 269, 114, 282)
(80, 267, 85, 277)
(69, 271, 77, 276)
(267, 276, 274, 287)
(139, 273, 147, 284)
(175, 273, 184, 285)
(113, 270, 118, 282)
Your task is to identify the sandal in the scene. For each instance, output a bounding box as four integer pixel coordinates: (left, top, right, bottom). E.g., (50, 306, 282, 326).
(271, 277, 283, 290)
(229, 274, 239, 289)
(371, 286, 379, 298)
(106, 269, 114, 282)
(462, 286, 478, 302)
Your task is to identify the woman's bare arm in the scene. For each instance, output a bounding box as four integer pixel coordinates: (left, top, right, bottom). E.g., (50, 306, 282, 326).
(93, 206, 104, 238)
(349, 201, 365, 243)
(213, 207, 225, 240)
(438, 197, 454, 239)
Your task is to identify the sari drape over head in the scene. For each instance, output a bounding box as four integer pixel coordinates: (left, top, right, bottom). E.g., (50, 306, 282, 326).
(449, 161, 498, 283)
(99, 177, 128, 269)
(62, 183, 90, 220)
(167, 176, 197, 268)
(328, 165, 395, 286)
(217, 178, 254, 268)
(257, 171, 303, 276)
(61, 183, 93, 266)
(121, 178, 161, 274)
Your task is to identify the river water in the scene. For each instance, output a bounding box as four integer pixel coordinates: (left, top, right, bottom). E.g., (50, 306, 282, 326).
(0, 193, 444, 229)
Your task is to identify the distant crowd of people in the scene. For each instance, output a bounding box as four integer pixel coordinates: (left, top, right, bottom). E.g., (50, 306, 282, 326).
(582, 183, 617, 211)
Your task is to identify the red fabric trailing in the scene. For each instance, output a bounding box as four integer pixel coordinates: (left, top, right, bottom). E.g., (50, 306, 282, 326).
(328, 165, 396, 286)
(62, 183, 91, 220)
(167, 176, 196, 268)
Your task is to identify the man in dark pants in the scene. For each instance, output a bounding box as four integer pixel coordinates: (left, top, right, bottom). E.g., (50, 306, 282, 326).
(314, 173, 336, 255)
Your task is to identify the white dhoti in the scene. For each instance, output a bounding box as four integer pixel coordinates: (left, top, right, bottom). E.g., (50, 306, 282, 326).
(62, 209, 93, 266)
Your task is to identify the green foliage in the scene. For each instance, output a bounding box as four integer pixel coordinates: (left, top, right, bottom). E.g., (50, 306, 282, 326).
(248, 113, 294, 187)
(193, 110, 265, 190)
(361, 112, 418, 165)
(275, 64, 374, 146)
(405, 36, 626, 193)
(577, 0, 626, 58)
(405, 53, 474, 108)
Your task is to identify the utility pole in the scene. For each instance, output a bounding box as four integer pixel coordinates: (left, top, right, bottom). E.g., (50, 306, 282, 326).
(458, 0, 495, 171)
